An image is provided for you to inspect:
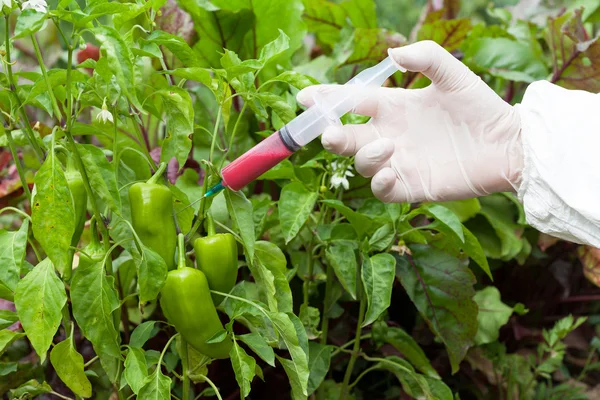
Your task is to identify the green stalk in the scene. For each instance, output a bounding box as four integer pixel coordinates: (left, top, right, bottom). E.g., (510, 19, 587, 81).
(339, 285, 367, 400)
(220, 101, 248, 169)
(147, 162, 167, 184)
(177, 233, 186, 270)
(5, 130, 32, 201)
(181, 338, 190, 400)
(4, 16, 44, 162)
(30, 34, 62, 121)
(186, 107, 222, 243)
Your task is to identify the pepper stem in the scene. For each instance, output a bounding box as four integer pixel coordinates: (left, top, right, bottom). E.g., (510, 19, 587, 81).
(147, 162, 167, 185)
(205, 213, 216, 236)
(89, 216, 100, 247)
(177, 233, 186, 270)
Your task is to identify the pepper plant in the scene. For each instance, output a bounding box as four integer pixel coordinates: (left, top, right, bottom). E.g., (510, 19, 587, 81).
(1, 0, 600, 399)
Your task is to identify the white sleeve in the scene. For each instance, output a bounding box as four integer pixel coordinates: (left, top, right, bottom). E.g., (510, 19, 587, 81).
(516, 80, 600, 247)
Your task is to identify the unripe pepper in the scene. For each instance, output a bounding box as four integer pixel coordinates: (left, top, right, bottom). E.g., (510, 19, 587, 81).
(160, 234, 232, 359)
(193, 214, 238, 306)
(129, 163, 177, 270)
(65, 154, 87, 281)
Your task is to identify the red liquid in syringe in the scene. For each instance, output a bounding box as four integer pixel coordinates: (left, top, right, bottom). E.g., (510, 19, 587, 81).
(221, 131, 294, 191)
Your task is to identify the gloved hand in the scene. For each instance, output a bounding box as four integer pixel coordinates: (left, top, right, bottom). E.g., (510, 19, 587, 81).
(296, 40, 524, 203)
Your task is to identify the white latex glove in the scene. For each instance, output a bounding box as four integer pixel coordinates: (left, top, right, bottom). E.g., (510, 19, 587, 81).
(296, 40, 524, 203)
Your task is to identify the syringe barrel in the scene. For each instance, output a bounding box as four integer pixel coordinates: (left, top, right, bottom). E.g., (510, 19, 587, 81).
(284, 103, 340, 147)
(221, 130, 295, 191)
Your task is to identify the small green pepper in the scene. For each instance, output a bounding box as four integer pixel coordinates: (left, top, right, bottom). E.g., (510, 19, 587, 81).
(193, 214, 238, 306)
(160, 234, 232, 359)
(65, 155, 87, 280)
(129, 162, 177, 270)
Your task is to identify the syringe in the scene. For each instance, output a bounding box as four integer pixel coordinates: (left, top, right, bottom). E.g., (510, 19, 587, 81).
(204, 55, 402, 198)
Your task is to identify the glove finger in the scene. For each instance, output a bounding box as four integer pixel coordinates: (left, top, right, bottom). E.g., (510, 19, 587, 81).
(297, 84, 381, 117)
(354, 138, 394, 177)
(371, 167, 410, 203)
(321, 124, 377, 156)
(388, 41, 479, 91)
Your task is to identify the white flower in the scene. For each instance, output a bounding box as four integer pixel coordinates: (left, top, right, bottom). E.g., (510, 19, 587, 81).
(329, 161, 354, 190)
(21, 0, 47, 12)
(96, 99, 114, 124)
(0, 0, 12, 10)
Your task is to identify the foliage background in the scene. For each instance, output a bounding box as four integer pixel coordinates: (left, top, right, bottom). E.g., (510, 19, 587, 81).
(1, 0, 600, 399)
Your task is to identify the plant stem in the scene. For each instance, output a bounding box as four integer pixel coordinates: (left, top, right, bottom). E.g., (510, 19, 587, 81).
(5, 130, 32, 201)
(339, 287, 366, 400)
(195, 375, 223, 400)
(320, 262, 335, 345)
(220, 101, 247, 168)
(84, 355, 99, 368)
(4, 16, 44, 162)
(181, 338, 190, 400)
(30, 34, 63, 121)
(0, 206, 32, 221)
(186, 107, 222, 243)
(331, 334, 371, 358)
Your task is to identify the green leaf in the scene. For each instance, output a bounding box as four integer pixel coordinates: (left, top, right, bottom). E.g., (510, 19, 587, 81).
(157, 88, 194, 168)
(225, 190, 255, 260)
(372, 321, 439, 378)
(0, 310, 18, 330)
(254, 241, 287, 273)
(321, 200, 375, 239)
(325, 242, 357, 299)
(264, 70, 319, 90)
(256, 92, 296, 124)
(395, 245, 477, 373)
(417, 18, 472, 52)
(77, 144, 120, 214)
(146, 30, 203, 67)
(138, 364, 171, 399)
(92, 26, 143, 110)
(0, 330, 25, 356)
(461, 226, 492, 279)
(14, 10, 48, 39)
(230, 340, 256, 398)
(266, 312, 309, 395)
(50, 336, 92, 398)
(14, 259, 66, 363)
(303, 0, 377, 46)
(277, 354, 307, 400)
(124, 347, 148, 394)
(299, 304, 321, 340)
(8, 380, 52, 399)
(473, 287, 514, 345)
(164, 68, 213, 86)
(132, 245, 168, 303)
(0, 219, 29, 291)
(438, 199, 481, 222)
(71, 261, 121, 358)
(368, 223, 395, 252)
(361, 253, 396, 326)
(278, 182, 318, 244)
(375, 356, 433, 399)
(32, 152, 76, 276)
(259, 29, 290, 64)
(463, 37, 548, 83)
(238, 332, 275, 367)
(130, 321, 158, 348)
(423, 204, 464, 243)
(253, 241, 292, 312)
(206, 329, 228, 344)
(0, 362, 18, 376)
(307, 342, 331, 395)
